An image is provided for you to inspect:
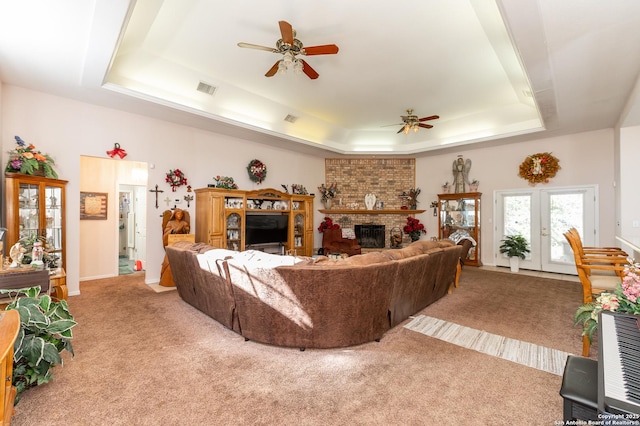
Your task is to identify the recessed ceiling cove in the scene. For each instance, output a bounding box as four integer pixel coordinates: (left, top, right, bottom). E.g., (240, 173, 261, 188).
(105, 0, 542, 154)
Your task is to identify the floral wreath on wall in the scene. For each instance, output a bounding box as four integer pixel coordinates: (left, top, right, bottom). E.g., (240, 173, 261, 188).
(247, 159, 267, 184)
(518, 152, 560, 185)
(166, 169, 188, 192)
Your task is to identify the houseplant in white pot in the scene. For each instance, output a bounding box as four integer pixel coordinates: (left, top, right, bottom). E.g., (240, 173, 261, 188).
(499, 234, 530, 272)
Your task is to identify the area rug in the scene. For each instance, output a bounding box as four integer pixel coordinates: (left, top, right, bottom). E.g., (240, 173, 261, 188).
(404, 314, 572, 376)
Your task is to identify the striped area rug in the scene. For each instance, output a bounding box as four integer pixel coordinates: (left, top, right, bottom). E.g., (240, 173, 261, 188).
(404, 315, 571, 376)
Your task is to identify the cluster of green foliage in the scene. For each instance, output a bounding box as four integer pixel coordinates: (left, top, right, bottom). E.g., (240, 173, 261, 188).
(499, 234, 531, 260)
(1, 286, 76, 403)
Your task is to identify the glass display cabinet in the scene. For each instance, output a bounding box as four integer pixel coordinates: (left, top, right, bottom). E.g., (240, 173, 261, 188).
(225, 212, 242, 251)
(437, 192, 481, 266)
(4, 173, 67, 269)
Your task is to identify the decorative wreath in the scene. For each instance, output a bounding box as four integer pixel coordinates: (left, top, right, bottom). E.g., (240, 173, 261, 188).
(166, 168, 188, 192)
(247, 159, 267, 184)
(518, 152, 560, 185)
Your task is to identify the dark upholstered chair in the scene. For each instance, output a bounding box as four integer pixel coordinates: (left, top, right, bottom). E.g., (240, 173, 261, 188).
(322, 228, 361, 256)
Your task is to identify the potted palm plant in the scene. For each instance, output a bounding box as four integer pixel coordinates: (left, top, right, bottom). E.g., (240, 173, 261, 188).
(499, 234, 530, 272)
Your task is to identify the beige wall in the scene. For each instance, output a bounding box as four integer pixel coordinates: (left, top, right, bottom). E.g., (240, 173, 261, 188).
(619, 125, 640, 258)
(416, 129, 617, 266)
(1, 85, 324, 294)
(0, 83, 623, 294)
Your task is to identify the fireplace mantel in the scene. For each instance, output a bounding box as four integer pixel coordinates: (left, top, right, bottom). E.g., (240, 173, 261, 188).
(318, 209, 426, 215)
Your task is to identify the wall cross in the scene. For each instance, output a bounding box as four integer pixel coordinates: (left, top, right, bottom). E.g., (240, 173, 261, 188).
(149, 184, 164, 209)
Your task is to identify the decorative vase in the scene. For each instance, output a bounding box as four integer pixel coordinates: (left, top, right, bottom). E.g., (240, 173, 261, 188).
(509, 257, 520, 273)
(410, 232, 421, 242)
(441, 185, 451, 194)
(469, 183, 479, 192)
(364, 193, 376, 210)
(324, 199, 332, 209)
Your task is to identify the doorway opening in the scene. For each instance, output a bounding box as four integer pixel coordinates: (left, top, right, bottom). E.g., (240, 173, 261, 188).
(118, 185, 147, 275)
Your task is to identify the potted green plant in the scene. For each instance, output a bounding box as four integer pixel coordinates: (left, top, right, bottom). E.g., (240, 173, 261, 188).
(499, 234, 530, 272)
(1, 286, 77, 404)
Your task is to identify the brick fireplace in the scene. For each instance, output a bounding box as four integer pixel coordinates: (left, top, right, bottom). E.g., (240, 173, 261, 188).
(323, 158, 420, 249)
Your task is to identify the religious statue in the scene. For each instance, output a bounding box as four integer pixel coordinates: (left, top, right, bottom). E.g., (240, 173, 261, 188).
(452, 156, 472, 193)
(160, 208, 192, 288)
(162, 209, 191, 247)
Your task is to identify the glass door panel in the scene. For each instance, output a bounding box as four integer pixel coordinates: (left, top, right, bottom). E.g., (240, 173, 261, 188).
(294, 214, 304, 249)
(19, 183, 41, 241)
(45, 185, 63, 265)
(225, 213, 241, 251)
(541, 187, 596, 274)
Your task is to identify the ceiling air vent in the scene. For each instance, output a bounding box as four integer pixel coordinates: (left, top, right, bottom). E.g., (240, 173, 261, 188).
(284, 114, 298, 123)
(196, 81, 217, 96)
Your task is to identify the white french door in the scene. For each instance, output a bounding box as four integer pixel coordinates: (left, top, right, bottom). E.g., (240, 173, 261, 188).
(494, 185, 598, 274)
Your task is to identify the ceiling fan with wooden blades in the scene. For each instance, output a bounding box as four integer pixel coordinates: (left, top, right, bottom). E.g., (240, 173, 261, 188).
(237, 20, 339, 80)
(392, 109, 440, 134)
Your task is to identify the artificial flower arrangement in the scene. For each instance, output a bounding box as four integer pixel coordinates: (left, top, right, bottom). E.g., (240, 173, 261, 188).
(212, 175, 238, 190)
(166, 169, 188, 192)
(247, 159, 267, 184)
(317, 183, 340, 203)
(518, 152, 560, 185)
(403, 216, 426, 241)
(5, 135, 58, 178)
(291, 184, 308, 195)
(575, 259, 640, 343)
(399, 187, 421, 209)
(318, 216, 340, 233)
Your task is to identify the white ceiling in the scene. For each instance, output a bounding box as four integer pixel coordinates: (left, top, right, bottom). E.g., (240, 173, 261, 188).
(1, 0, 640, 157)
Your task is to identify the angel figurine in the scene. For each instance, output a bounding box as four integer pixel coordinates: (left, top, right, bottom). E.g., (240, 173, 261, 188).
(9, 242, 26, 268)
(452, 156, 472, 193)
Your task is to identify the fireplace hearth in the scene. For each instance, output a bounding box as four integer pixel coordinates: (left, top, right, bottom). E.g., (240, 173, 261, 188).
(355, 225, 385, 248)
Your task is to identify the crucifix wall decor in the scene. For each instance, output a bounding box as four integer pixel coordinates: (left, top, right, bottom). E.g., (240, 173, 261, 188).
(149, 184, 164, 209)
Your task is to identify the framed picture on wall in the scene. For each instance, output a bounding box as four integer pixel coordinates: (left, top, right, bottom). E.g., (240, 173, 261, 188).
(80, 192, 108, 220)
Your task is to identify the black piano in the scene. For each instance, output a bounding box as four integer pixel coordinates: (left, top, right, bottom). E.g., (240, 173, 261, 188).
(598, 311, 640, 417)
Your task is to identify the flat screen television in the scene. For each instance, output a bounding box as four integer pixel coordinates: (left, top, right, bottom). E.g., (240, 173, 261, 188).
(245, 214, 288, 246)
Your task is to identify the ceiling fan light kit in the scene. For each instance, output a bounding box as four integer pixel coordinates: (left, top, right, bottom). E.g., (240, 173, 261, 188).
(395, 109, 440, 134)
(238, 20, 339, 79)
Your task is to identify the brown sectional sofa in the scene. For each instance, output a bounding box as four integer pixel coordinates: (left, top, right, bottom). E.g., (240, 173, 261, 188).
(166, 239, 463, 349)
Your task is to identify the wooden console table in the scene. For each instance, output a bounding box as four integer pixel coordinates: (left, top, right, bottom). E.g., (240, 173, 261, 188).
(0, 267, 67, 302)
(49, 268, 67, 301)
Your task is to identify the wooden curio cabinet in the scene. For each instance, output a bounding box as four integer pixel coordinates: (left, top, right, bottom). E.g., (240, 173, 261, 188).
(195, 187, 315, 256)
(437, 192, 481, 266)
(4, 173, 67, 269)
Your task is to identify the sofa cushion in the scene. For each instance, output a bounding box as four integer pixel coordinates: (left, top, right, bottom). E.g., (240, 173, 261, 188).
(340, 251, 390, 265)
(408, 240, 441, 253)
(384, 244, 424, 260)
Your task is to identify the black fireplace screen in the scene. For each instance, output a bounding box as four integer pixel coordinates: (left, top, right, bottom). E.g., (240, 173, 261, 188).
(354, 225, 385, 248)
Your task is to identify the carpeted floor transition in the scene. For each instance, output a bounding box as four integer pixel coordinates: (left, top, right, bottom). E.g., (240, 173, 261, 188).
(404, 314, 571, 376)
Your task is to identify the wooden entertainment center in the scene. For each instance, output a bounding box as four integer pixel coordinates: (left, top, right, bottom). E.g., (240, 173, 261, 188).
(194, 187, 315, 256)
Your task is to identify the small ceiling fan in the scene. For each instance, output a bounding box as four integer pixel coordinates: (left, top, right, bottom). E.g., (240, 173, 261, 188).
(237, 20, 339, 80)
(393, 109, 440, 134)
